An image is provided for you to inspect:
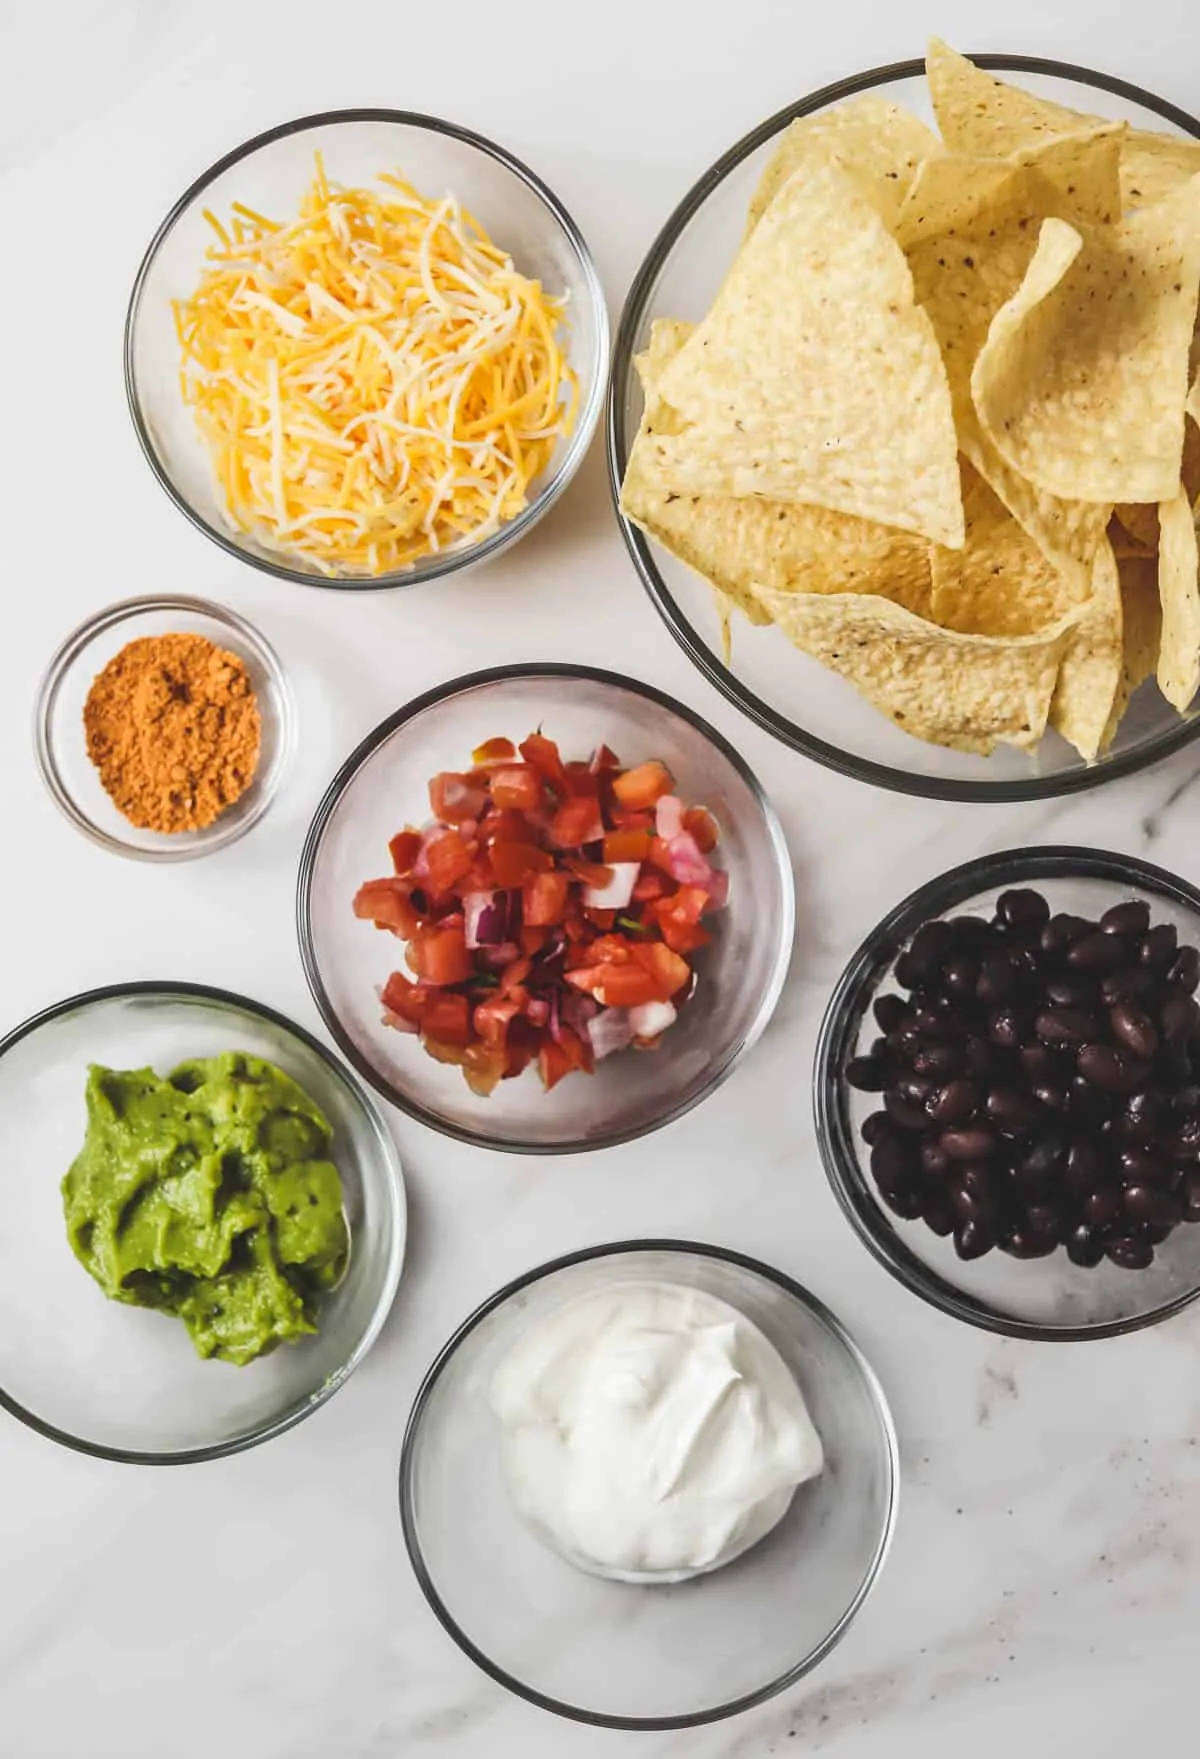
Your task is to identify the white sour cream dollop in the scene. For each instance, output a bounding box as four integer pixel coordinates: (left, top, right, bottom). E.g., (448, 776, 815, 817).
(490, 1279, 824, 1582)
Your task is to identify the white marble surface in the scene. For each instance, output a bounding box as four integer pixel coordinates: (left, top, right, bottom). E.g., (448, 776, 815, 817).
(3, 2, 1200, 1754)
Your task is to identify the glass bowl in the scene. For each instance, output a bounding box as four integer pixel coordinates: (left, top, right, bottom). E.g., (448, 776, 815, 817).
(297, 664, 794, 1153)
(400, 1241, 898, 1729)
(34, 594, 295, 860)
(608, 56, 1200, 802)
(126, 109, 608, 591)
(815, 847, 1200, 1340)
(0, 984, 406, 1463)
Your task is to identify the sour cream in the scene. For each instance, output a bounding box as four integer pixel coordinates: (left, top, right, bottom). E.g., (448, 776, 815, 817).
(489, 1280, 823, 1582)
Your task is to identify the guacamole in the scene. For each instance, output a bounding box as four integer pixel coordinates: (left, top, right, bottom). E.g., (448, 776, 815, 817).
(62, 1052, 350, 1366)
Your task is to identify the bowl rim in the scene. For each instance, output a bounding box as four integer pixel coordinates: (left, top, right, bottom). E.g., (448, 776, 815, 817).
(605, 54, 1200, 803)
(124, 107, 610, 592)
(296, 661, 795, 1154)
(397, 1237, 900, 1730)
(32, 592, 296, 862)
(814, 844, 1200, 1341)
(0, 979, 407, 1465)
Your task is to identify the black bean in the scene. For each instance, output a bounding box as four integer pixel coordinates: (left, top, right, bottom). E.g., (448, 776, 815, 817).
(1100, 966, 1157, 1005)
(941, 1125, 997, 1161)
(1106, 1234, 1154, 1270)
(976, 955, 1016, 1006)
(1067, 1075, 1114, 1129)
(1171, 1115, 1200, 1156)
(885, 1091, 930, 1131)
(870, 1135, 909, 1189)
(1067, 1224, 1106, 1268)
(1083, 1187, 1122, 1228)
(949, 916, 994, 955)
(1169, 946, 1200, 994)
(963, 1035, 993, 1078)
(1100, 900, 1150, 937)
(1003, 1227, 1058, 1259)
(861, 1111, 890, 1146)
(943, 956, 980, 1001)
(895, 1023, 923, 1060)
(988, 1008, 1027, 1050)
(846, 1055, 889, 1092)
(985, 1087, 1041, 1133)
(955, 1217, 998, 1260)
(1045, 976, 1096, 1009)
(1120, 1089, 1163, 1142)
(1041, 913, 1093, 955)
(1032, 1082, 1069, 1113)
(1160, 993, 1200, 1047)
(1123, 1184, 1183, 1227)
(921, 1140, 952, 1178)
(881, 1183, 925, 1220)
(911, 1005, 954, 1035)
(896, 1073, 937, 1105)
(921, 1192, 956, 1236)
(1180, 1170, 1200, 1221)
(1119, 1147, 1172, 1186)
(1140, 923, 1179, 968)
(1067, 932, 1127, 973)
(997, 889, 1051, 933)
(1019, 1043, 1061, 1082)
(927, 1078, 979, 1124)
(1143, 1222, 1175, 1245)
(1063, 1141, 1100, 1192)
(1025, 1200, 1066, 1242)
(1108, 1002, 1159, 1059)
(1035, 1007, 1099, 1046)
(904, 919, 956, 982)
(1076, 1043, 1151, 1093)
(912, 1041, 963, 1078)
(1020, 1132, 1066, 1178)
(873, 994, 909, 1033)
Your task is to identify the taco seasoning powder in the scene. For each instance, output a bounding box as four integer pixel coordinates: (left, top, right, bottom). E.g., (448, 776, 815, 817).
(83, 633, 261, 833)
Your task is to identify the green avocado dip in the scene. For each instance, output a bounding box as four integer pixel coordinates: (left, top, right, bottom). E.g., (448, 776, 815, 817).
(62, 1052, 350, 1366)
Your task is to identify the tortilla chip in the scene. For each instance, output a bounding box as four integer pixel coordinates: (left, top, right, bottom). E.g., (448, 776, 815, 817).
(896, 147, 1115, 583)
(745, 95, 944, 237)
(1102, 554, 1163, 747)
(750, 583, 1079, 753)
(931, 463, 1084, 634)
(1189, 369, 1200, 432)
(972, 191, 1200, 504)
(1157, 487, 1200, 708)
(649, 153, 964, 546)
(1048, 536, 1124, 760)
(621, 320, 932, 617)
(926, 39, 1200, 212)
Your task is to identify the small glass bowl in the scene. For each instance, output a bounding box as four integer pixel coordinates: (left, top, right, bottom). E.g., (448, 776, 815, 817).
(400, 1241, 898, 1729)
(0, 983, 406, 1463)
(125, 110, 609, 591)
(297, 664, 794, 1153)
(34, 594, 295, 860)
(608, 57, 1200, 801)
(815, 847, 1200, 1340)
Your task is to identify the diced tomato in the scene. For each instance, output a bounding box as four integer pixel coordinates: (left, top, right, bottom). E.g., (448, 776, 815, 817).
(524, 869, 571, 926)
(479, 807, 530, 845)
(380, 970, 429, 1025)
(420, 991, 472, 1044)
(590, 743, 621, 773)
(429, 772, 487, 824)
(646, 836, 675, 875)
(520, 733, 568, 795)
(608, 807, 656, 832)
(472, 736, 516, 764)
(473, 996, 523, 1046)
(388, 830, 422, 874)
(558, 1026, 593, 1074)
(463, 1042, 509, 1096)
(654, 884, 713, 953)
(499, 955, 533, 994)
(683, 807, 720, 854)
(505, 1035, 538, 1079)
(656, 914, 711, 954)
(550, 797, 605, 848)
(662, 884, 709, 926)
(572, 964, 663, 1008)
(422, 1036, 469, 1068)
(584, 907, 617, 931)
(564, 854, 613, 888)
(520, 923, 551, 954)
(586, 933, 636, 965)
(353, 878, 423, 938)
(490, 840, 553, 887)
(603, 828, 652, 864)
(632, 867, 671, 903)
(538, 1040, 572, 1090)
(563, 760, 599, 798)
(490, 764, 544, 812)
(424, 828, 475, 894)
(613, 760, 674, 809)
(632, 939, 691, 998)
(410, 926, 474, 987)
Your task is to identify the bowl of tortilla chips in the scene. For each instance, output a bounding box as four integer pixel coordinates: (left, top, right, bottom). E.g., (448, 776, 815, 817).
(609, 44, 1200, 800)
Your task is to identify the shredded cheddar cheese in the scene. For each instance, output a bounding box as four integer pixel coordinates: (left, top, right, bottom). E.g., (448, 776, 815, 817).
(174, 158, 578, 575)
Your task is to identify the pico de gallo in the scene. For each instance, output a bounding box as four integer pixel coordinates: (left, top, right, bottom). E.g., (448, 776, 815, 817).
(352, 732, 728, 1095)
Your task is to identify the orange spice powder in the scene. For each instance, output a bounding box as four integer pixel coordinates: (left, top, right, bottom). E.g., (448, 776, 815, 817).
(83, 633, 261, 833)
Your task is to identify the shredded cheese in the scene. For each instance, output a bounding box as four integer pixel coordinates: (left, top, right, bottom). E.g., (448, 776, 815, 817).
(174, 159, 578, 575)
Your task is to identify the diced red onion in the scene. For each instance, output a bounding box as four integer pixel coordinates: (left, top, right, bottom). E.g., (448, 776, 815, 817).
(526, 997, 551, 1027)
(464, 890, 498, 948)
(583, 861, 640, 910)
(477, 941, 521, 970)
(586, 1007, 636, 1059)
(629, 998, 678, 1039)
(705, 867, 730, 909)
(561, 991, 599, 1040)
(655, 794, 685, 840)
(666, 831, 714, 888)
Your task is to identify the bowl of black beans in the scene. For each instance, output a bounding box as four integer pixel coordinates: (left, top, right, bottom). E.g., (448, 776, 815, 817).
(815, 847, 1200, 1340)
